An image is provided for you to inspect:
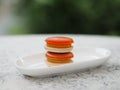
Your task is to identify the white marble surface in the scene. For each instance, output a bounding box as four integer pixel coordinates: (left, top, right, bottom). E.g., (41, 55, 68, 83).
(0, 35, 120, 90)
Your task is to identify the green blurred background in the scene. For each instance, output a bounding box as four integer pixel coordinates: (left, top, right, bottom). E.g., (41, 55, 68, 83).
(1, 0, 120, 35)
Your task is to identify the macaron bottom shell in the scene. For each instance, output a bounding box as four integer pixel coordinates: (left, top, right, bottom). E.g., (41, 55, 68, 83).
(45, 52, 73, 66)
(46, 58, 72, 63)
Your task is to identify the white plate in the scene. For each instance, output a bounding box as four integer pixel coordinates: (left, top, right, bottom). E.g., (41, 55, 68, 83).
(15, 47, 111, 77)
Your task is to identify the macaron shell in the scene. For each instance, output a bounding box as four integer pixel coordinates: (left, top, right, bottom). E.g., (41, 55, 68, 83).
(46, 52, 73, 59)
(45, 36, 73, 45)
(44, 45, 73, 53)
(47, 58, 72, 63)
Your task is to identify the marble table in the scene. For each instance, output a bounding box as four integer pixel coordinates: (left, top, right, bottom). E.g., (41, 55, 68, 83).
(0, 35, 120, 90)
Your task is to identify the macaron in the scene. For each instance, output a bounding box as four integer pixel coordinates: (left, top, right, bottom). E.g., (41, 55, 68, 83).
(45, 36, 73, 53)
(46, 52, 73, 63)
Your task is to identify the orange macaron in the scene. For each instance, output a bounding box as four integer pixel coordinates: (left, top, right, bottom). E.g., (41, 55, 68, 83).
(45, 36, 74, 53)
(46, 52, 74, 63)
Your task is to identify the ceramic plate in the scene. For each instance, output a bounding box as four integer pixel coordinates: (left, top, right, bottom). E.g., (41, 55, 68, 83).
(15, 47, 111, 77)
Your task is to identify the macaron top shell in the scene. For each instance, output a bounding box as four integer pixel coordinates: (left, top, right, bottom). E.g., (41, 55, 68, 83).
(45, 36, 73, 45)
(46, 52, 73, 59)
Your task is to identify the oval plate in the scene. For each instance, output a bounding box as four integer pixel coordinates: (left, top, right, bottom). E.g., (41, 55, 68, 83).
(15, 47, 111, 77)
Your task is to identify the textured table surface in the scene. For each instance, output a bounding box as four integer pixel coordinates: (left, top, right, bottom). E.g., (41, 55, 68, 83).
(0, 35, 120, 90)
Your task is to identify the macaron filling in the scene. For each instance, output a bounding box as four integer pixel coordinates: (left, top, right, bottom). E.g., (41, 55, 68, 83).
(44, 45, 73, 53)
